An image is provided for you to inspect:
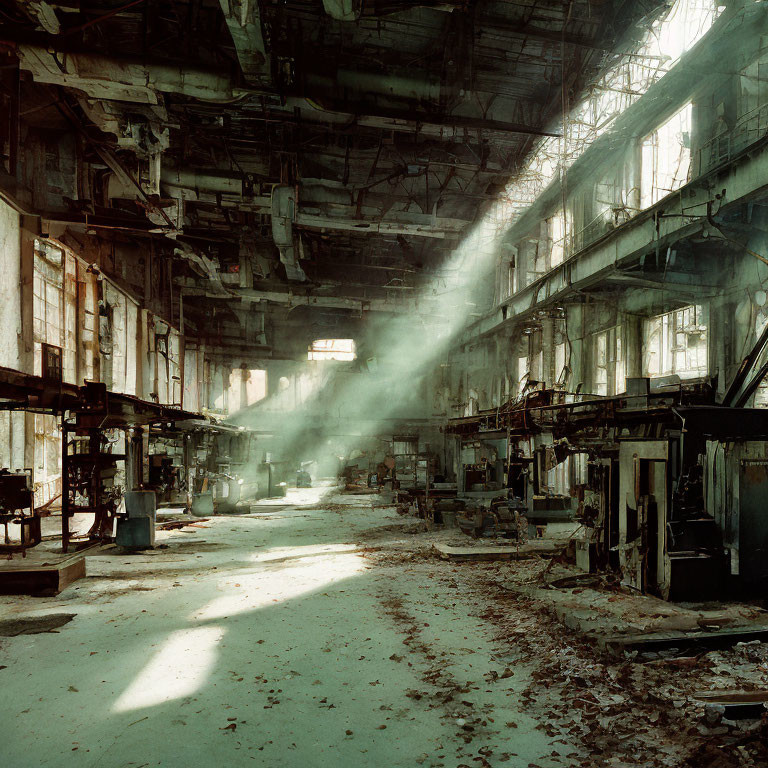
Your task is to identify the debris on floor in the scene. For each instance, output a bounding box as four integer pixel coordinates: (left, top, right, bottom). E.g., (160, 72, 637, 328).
(433, 540, 559, 561)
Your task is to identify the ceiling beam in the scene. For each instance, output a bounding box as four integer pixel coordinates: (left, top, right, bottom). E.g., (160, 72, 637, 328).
(180, 285, 441, 316)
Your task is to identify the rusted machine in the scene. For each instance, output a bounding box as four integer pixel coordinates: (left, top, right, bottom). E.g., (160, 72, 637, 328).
(0, 469, 41, 554)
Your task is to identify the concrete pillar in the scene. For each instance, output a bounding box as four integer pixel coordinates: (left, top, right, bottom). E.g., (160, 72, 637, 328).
(624, 314, 644, 379)
(541, 316, 554, 387)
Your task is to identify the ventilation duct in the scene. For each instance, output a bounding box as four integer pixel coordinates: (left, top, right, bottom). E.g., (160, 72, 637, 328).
(15, 45, 243, 104)
(218, 0, 272, 87)
(271, 185, 307, 282)
(322, 0, 363, 21)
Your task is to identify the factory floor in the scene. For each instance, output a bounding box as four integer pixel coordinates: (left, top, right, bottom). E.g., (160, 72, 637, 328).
(1, 485, 765, 767)
(0, 484, 561, 768)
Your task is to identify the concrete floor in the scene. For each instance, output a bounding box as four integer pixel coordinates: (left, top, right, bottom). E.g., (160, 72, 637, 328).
(0, 486, 566, 767)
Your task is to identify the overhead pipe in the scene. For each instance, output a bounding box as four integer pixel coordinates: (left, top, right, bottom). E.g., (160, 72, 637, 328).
(12, 42, 557, 138)
(15, 44, 246, 104)
(321, 0, 362, 21)
(271, 185, 307, 283)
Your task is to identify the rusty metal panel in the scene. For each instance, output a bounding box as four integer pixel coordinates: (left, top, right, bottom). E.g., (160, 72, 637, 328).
(739, 459, 768, 588)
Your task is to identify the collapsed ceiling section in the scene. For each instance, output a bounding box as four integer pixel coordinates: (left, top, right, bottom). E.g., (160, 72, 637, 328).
(0, 0, 664, 353)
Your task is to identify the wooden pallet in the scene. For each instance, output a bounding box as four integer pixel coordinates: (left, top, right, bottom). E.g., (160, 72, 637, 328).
(0, 553, 85, 595)
(433, 540, 558, 561)
(601, 625, 768, 656)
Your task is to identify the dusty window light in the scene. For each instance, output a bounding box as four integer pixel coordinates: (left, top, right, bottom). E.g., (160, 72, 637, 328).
(393, 437, 418, 456)
(168, 329, 181, 404)
(33, 241, 79, 383)
(228, 368, 243, 414)
(555, 342, 567, 386)
(246, 369, 267, 406)
(640, 103, 692, 209)
(104, 283, 139, 396)
(549, 209, 569, 268)
(308, 338, 356, 362)
(31, 239, 101, 505)
(517, 355, 529, 397)
(33, 412, 61, 506)
(545, 454, 571, 496)
(484, 1, 721, 305)
(573, 453, 589, 486)
(644, 304, 708, 379)
(593, 326, 625, 396)
(496, 245, 516, 304)
(211, 364, 229, 413)
(698, 55, 768, 172)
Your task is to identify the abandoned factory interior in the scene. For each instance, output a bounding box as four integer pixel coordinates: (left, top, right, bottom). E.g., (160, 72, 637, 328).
(7, 0, 768, 765)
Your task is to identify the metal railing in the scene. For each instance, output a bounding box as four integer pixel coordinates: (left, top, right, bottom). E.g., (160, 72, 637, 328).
(696, 102, 768, 175)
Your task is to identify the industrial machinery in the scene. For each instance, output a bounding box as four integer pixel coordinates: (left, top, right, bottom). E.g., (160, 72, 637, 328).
(457, 494, 529, 539)
(62, 423, 123, 553)
(0, 469, 40, 554)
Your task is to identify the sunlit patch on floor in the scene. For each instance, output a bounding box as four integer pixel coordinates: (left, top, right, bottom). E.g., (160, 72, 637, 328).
(189, 546, 365, 621)
(113, 626, 225, 712)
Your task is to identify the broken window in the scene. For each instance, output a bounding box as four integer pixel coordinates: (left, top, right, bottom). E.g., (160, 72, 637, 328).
(516, 355, 529, 398)
(209, 362, 229, 413)
(31, 239, 101, 506)
(593, 158, 639, 238)
(308, 338, 356, 361)
(103, 282, 139, 395)
(80, 264, 98, 382)
(33, 240, 76, 382)
(33, 413, 61, 507)
(546, 455, 571, 496)
(640, 104, 692, 209)
(593, 326, 625, 396)
(496, 245, 516, 303)
(245, 369, 267, 406)
(573, 453, 589, 486)
(150, 321, 182, 405)
(168, 329, 181, 404)
(32, 244, 67, 502)
(699, 55, 768, 170)
(519, 236, 541, 288)
(393, 437, 418, 456)
(644, 305, 708, 380)
(555, 342, 567, 387)
(228, 368, 243, 414)
(33, 240, 98, 385)
(548, 208, 569, 268)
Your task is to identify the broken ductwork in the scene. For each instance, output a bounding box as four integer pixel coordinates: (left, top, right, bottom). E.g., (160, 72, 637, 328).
(239, 231, 275, 282)
(321, 0, 363, 22)
(174, 243, 230, 298)
(160, 168, 269, 207)
(271, 186, 307, 283)
(218, 0, 272, 88)
(15, 44, 244, 104)
(18, 0, 60, 34)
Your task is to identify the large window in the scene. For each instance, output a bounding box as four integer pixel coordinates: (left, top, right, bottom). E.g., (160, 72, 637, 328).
(516, 355, 529, 398)
(32, 239, 98, 506)
(245, 369, 267, 405)
(640, 104, 692, 209)
(496, 246, 515, 304)
(593, 326, 625, 396)
(226, 368, 267, 414)
(548, 208, 569, 268)
(555, 341, 567, 387)
(308, 339, 356, 361)
(33, 240, 75, 382)
(103, 282, 139, 395)
(644, 305, 708, 380)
